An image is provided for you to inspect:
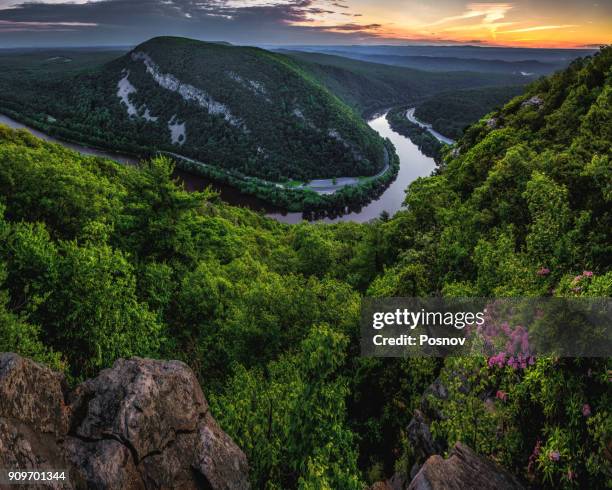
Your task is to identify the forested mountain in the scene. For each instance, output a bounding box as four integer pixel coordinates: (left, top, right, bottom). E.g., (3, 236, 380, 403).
(282, 45, 596, 75)
(295, 51, 558, 75)
(0, 46, 610, 488)
(282, 49, 529, 115)
(0, 37, 388, 182)
(414, 85, 526, 139)
(0, 39, 533, 211)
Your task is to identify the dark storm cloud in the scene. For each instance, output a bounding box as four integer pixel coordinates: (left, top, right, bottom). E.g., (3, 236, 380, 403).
(0, 0, 385, 46)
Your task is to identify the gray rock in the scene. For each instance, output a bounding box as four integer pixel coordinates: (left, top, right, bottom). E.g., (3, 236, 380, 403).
(485, 117, 499, 129)
(0, 353, 75, 490)
(521, 95, 544, 109)
(0, 353, 67, 436)
(0, 353, 250, 490)
(367, 472, 408, 490)
(420, 378, 448, 420)
(408, 442, 525, 490)
(407, 409, 441, 464)
(68, 358, 207, 462)
(63, 438, 142, 490)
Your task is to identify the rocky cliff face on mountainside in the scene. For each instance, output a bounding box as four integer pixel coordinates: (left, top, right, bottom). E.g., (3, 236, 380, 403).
(0, 353, 250, 490)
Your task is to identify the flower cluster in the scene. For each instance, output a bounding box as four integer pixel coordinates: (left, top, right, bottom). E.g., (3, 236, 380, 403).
(582, 403, 592, 417)
(527, 439, 542, 475)
(570, 270, 594, 293)
(482, 319, 535, 370)
(536, 267, 550, 276)
(495, 390, 508, 402)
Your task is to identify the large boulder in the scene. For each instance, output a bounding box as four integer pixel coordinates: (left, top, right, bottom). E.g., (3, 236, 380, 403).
(408, 442, 524, 490)
(0, 353, 75, 490)
(0, 353, 250, 490)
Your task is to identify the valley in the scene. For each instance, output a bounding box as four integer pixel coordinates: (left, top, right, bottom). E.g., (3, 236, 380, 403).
(0, 29, 609, 489)
(0, 109, 434, 224)
(0, 37, 533, 218)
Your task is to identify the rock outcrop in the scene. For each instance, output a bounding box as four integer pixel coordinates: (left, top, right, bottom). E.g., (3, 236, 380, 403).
(0, 353, 250, 490)
(369, 443, 524, 490)
(408, 442, 524, 490)
(521, 95, 544, 109)
(368, 376, 524, 490)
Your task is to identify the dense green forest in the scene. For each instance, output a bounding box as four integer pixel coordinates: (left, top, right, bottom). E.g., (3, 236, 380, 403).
(0, 40, 529, 199)
(282, 50, 529, 116)
(0, 37, 387, 183)
(386, 107, 444, 160)
(0, 46, 610, 490)
(414, 85, 526, 139)
(386, 85, 526, 159)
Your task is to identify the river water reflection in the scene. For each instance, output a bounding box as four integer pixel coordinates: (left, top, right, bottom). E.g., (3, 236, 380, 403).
(0, 113, 437, 224)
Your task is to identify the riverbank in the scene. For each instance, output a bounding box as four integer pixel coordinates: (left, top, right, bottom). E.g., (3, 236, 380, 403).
(1, 110, 436, 223)
(269, 113, 437, 223)
(0, 110, 398, 211)
(386, 108, 444, 161)
(0, 110, 401, 218)
(405, 108, 456, 145)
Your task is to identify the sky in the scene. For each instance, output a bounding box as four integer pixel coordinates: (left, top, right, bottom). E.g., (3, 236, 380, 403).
(0, 0, 610, 48)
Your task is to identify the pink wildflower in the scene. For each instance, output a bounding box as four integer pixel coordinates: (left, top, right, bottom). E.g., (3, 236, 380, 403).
(583, 271, 593, 277)
(496, 390, 508, 402)
(549, 450, 560, 462)
(527, 440, 542, 474)
(537, 267, 550, 276)
(582, 404, 592, 417)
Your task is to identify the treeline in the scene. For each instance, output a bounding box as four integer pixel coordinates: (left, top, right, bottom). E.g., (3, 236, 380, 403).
(414, 85, 525, 139)
(386, 107, 444, 160)
(0, 46, 610, 490)
(0, 37, 388, 183)
(167, 139, 399, 216)
(285, 50, 530, 117)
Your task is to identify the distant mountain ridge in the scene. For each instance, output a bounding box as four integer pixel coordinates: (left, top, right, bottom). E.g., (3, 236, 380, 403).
(281, 50, 530, 115)
(278, 45, 597, 76)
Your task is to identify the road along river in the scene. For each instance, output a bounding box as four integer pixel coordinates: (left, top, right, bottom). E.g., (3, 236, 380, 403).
(405, 108, 455, 145)
(0, 112, 438, 223)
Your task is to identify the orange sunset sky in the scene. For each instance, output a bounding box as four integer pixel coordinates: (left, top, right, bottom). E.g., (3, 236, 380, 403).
(289, 0, 612, 47)
(0, 0, 610, 47)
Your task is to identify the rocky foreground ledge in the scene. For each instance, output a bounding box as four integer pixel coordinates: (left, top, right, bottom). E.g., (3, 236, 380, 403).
(369, 442, 525, 490)
(0, 353, 250, 490)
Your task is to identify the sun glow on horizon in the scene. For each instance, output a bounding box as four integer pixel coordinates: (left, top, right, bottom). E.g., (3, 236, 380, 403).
(0, 0, 609, 47)
(287, 0, 611, 48)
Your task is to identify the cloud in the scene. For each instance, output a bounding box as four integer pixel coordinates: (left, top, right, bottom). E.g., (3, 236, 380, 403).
(499, 24, 579, 33)
(315, 22, 381, 31)
(425, 3, 513, 27)
(0, 19, 97, 31)
(0, 0, 388, 45)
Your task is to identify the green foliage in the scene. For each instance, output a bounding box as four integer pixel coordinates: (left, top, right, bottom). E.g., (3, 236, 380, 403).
(0, 259, 64, 372)
(0, 37, 387, 183)
(283, 50, 528, 117)
(386, 107, 443, 160)
(0, 45, 609, 489)
(428, 357, 611, 489)
(211, 325, 362, 489)
(414, 85, 525, 139)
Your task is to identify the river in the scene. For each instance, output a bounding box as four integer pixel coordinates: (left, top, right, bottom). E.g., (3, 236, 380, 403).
(405, 108, 455, 145)
(0, 112, 438, 224)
